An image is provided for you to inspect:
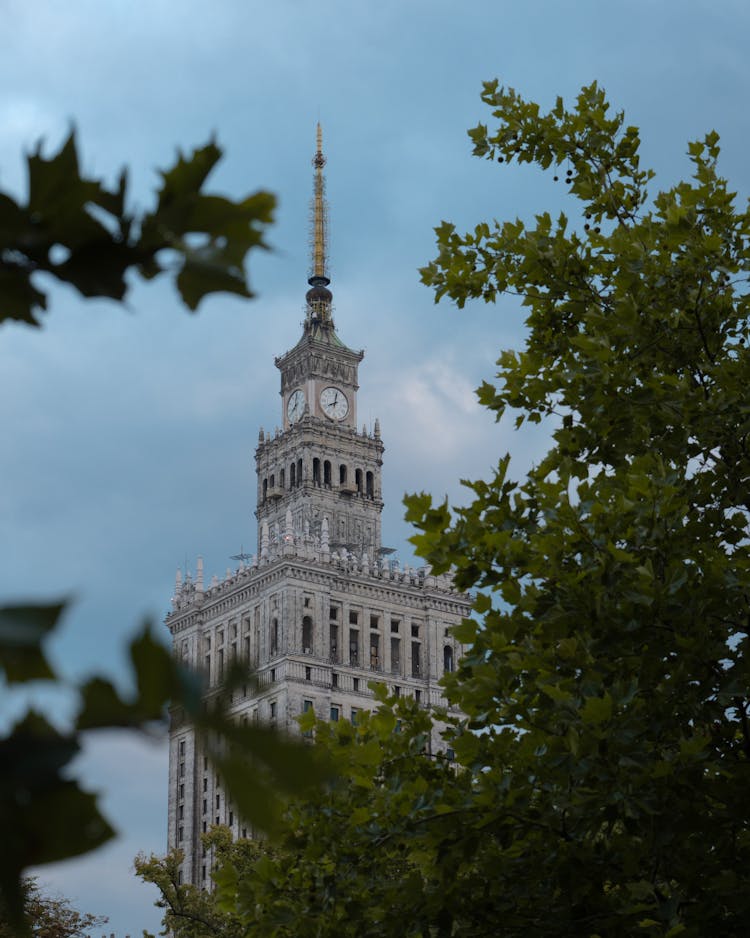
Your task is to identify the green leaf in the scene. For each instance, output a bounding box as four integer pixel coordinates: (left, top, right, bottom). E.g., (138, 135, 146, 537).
(0, 602, 65, 682)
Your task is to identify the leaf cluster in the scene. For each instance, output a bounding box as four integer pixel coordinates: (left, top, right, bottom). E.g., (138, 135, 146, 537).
(0, 132, 275, 325)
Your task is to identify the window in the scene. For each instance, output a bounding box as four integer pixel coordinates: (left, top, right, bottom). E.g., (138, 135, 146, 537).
(216, 794, 220, 809)
(302, 699, 314, 738)
(297, 458, 303, 484)
(280, 468, 285, 489)
(179, 740, 185, 757)
(370, 614, 380, 630)
(330, 606, 338, 620)
(444, 645, 454, 673)
(349, 610, 359, 625)
(203, 799, 207, 814)
(366, 471, 374, 497)
(177, 869, 182, 885)
(202, 821, 206, 833)
(330, 624, 339, 662)
(271, 668, 276, 681)
(202, 865, 206, 881)
(351, 708, 359, 725)
(242, 827, 247, 839)
(394, 686, 401, 698)
(370, 635, 380, 669)
(178, 826, 183, 843)
(339, 464, 347, 485)
(229, 811, 234, 826)
(353, 677, 360, 692)
(271, 618, 278, 655)
(313, 457, 321, 484)
(179, 783, 184, 800)
(179, 762, 185, 777)
(349, 629, 359, 667)
(270, 701, 277, 723)
(203, 777, 207, 792)
(290, 462, 296, 486)
(411, 641, 421, 677)
(330, 706, 340, 722)
(324, 460, 332, 486)
(305, 666, 311, 681)
(415, 689, 421, 703)
(302, 615, 313, 652)
(304, 596, 310, 608)
(411, 623, 420, 638)
(332, 672, 338, 688)
(179, 805, 184, 820)
(390, 637, 401, 674)
(391, 619, 400, 633)
(355, 468, 363, 493)
(218, 648, 224, 680)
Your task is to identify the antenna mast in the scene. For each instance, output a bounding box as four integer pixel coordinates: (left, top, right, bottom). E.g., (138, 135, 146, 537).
(306, 123, 333, 324)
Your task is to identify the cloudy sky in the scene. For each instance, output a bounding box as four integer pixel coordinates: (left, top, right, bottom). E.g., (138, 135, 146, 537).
(2, 0, 749, 932)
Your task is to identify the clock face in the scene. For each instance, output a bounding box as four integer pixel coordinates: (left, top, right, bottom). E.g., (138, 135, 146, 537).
(320, 386, 349, 420)
(286, 389, 305, 424)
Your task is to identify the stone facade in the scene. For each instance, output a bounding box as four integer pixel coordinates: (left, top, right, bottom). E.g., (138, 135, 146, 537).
(164, 129, 471, 887)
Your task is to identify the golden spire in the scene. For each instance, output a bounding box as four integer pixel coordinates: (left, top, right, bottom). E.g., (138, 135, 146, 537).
(310, 122, 329, 285)
(306, 122, 333, 325)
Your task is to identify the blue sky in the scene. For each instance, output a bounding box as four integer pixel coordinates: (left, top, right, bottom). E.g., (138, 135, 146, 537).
(2, 0, 749, 933)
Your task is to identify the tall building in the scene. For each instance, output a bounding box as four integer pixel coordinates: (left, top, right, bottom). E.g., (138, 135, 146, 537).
(165, 126, 471, 886)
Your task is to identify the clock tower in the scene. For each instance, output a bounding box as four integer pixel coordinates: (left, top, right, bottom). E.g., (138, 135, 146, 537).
(255, 126, 384, 559)
(165, 125, 471, 889)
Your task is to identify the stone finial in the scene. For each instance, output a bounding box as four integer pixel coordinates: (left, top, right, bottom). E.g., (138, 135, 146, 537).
(374, 418, 381, 439)
(361, 551, 369, 575)
(211, 574, 219, 587)
(285, 508, 294, 541)
(196, 556, 204, 592)
(362, 423, 367, 436)
(175, 569, 183, 592)
(261, 521, 270, 559)
(321, 517, 330, 557)
(258, 427, 264, 442)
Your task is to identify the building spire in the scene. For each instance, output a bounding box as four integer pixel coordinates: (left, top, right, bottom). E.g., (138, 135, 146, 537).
(306, 122, 333, 323)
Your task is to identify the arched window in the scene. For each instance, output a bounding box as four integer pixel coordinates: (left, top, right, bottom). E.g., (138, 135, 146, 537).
(270, 473, 275, 489)
(355, 469, 363, 494)
(324, 460, 331, 487)
(443, 645, 454, 673)
(262, 478, 268, 500)
(280, 468, 285, 489)
(313, 457, 321, 484)
(290, 463, 296, 487)
(339, 464, 347, 485)
(302, 616, 313, 653)
(271, 618, 279, 656)
(366, 471, 374, 498)
(297, 458, 303, 485)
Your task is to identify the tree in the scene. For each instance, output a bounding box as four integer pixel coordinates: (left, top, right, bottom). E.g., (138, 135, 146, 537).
(0, 879, 106, 938)
(142, 81, 750, 937)
(409, 80, 750, 935)
(1, 134, 326, 934)
(137, 692, 473, 938)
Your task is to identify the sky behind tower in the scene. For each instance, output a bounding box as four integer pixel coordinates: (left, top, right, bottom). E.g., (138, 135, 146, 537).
(2, 1, 749, 933)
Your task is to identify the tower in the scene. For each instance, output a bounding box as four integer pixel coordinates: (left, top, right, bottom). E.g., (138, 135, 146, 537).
(165, 127, 471, 887)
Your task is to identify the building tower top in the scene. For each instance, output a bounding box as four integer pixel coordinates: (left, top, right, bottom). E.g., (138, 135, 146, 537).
(305, 123, 333, 324)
